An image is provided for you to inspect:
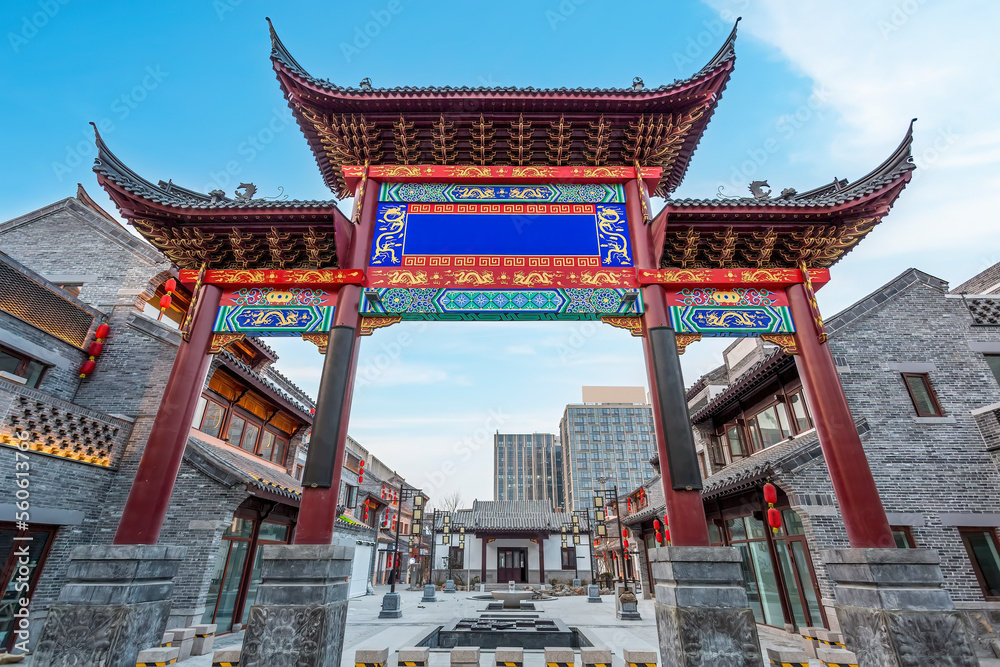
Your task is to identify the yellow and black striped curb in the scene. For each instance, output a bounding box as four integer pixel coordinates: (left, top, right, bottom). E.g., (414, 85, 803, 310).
(629, 662, 657, 667)
(497, 662, 521, 667)
(585, 663, 609, 667)
(820, 663, 857, 667)
(195, 633, 215, 638)
(212, 662, 238, 667)
(136, 660, 177, 666)
(401, 662, 426, 666)
(160, 642, 172, 647)
(771, 662, 809, 667)
(819, 640, 846, 648)
(357, 663, 385, 667)
(547, 662, 573, 667)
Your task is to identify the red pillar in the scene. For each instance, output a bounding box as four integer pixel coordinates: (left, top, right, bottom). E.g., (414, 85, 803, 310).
(786, 283, 895, 548)
(625, 179, 710, 547)
(538, 536, 545, 584)
(294, 178, 381, 544)
(114, 283, 224, 545)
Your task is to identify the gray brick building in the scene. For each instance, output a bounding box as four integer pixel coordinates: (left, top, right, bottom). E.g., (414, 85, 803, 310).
(621, 267, 1000, 659)
(0, 191, 420, 648)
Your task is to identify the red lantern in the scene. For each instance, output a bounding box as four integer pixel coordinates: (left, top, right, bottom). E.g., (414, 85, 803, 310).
(164, 278, 177, 293)
(763, 483, 778, 505)
(624, 539, 629, 549)
(159, 294, 172, 310)
(627, 498, 632, 512)
(88, 341, 104, 357)
(655, 531, 663, 543)
(622, 528, 628, 538)
(95, 323, 110, 340)
(664, 528, 670, 543)
(78, 359, 96, 378)
(768, 508, 782, 530)
(653, 519, 661, 531)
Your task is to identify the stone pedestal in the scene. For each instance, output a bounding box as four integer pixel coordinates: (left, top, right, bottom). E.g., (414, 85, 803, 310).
(421, 584, 438, 602)
(240, 544, 353, 667)
(587, 584, 602, 603)
(616, 585, 641, 620)
(649, 546, 763, 666)
(823, 548, 978, 666)
(444, 579, 456, 593)
(572, 578, 582, 587)
(379, 592, 402, 618)
(31, 545, 185, 667)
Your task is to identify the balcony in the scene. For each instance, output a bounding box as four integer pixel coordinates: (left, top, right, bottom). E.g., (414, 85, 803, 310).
(0, 378, 133, 467)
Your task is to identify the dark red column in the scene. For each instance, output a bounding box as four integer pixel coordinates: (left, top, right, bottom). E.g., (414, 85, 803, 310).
(786, 283, 895, 548)
(114, 283, 223, 545)
(294, 178, 381, 544)
(538, 536, 545, 583)
(625, 179, 710, 547)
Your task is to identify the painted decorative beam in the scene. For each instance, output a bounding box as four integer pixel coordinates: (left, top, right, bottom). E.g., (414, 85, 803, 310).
(178, 268, 365, 286)
(342, 164, 662, 191)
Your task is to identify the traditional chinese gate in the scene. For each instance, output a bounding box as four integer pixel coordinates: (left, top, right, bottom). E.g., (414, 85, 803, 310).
(44, 17, 977, 667)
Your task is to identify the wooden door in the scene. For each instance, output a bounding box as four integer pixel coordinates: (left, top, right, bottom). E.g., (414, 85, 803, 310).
(497, 548, 527, 583)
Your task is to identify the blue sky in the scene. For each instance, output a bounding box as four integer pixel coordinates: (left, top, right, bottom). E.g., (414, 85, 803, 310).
(2, 0, 998, 506)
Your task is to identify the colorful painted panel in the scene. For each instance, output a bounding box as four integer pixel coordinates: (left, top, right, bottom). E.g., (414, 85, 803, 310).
(214, 287, 335, 336)
(360, 287, 642, 321)
(665, 287, 794, 337)
(369, 202, 633, 283)
(379, 183, 624, 203)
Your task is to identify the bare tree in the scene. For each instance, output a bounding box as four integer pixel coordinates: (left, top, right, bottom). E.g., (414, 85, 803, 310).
(440, 491, 463, 512)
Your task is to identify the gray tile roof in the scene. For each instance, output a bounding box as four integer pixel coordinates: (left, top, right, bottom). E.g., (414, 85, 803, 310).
(435, 500, 587, 533)
(92, 124, 334, 211)
(665, 119, 916, 209)
(268, 18, 737, 99)
(187, 435, 302, 500)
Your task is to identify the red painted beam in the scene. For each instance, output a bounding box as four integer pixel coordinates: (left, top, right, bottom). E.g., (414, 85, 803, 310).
(625, 179, 710, 547)
(787, 283, 894, 548)
(341, 165, 662, 192)
(114, 284, 223, 544)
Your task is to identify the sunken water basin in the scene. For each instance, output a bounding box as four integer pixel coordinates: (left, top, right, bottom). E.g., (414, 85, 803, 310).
(418, 615, 592, 649)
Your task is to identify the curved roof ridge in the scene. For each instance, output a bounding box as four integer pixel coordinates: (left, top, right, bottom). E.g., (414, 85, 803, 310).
(91, 122, 180, 205)
(829, 117, 916, 197)
(698, 17, 740, 75)
(266, 17, 735, 97)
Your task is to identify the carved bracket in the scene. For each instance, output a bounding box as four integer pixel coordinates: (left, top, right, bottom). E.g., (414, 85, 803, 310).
(358, 315, 404, 337)
(209, 333, 245, 354)
(301, 332, 329, 354)
(675, 333, 702, 354)
(760, 333, 798, 355)
(600, 316, 645, 337)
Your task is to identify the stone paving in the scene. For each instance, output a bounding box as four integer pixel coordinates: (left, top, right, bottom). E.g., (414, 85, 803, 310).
(32, 586, 996, 666)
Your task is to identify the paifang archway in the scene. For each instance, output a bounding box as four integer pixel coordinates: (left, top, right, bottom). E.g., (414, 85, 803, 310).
(89, 18, 928, 665)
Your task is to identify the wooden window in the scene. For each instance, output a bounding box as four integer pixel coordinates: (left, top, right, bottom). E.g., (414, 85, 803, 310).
(752, 405, 787, 448)
(272, 435, 288, 466)
(259, 431, 276, 460)
(242, 423, 260, 452)
(199, 400, 226, 439)
(959, 528, 1000, 600)
(986, 355, 1000, 387)
(787, 391, 812, 431)
(902, 373, 944, 417)
(295, 464, 303, 480)
(0, 345, 47, 388)
(709, 435, 727, 467)
(890, 526, 917, 548)
(725, 424, 746, 458)
(226, 414, 246, 447)
(449, 546, 465, 569)
(698, 452, 707, 478)
(561, 546, 577, 569)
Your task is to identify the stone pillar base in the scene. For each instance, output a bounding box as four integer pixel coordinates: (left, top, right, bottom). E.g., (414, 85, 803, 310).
(650, 546, 764, 666)
(31, 545, 186, 667)
(421, 584, 437, 602)
(824, 548, 979, 666)
(379, 592, 402, 618)
(587, 584, 602, 603)
(241, 544, 354, 667)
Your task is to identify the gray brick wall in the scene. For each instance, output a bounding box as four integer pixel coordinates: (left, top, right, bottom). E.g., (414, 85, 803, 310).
(0, 310, 85, 401)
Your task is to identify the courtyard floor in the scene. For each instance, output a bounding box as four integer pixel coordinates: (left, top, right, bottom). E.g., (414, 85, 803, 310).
(167, 585, 1000, 667)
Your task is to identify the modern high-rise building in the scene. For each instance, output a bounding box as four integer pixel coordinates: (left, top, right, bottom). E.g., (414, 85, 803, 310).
(559, 387, 657, 513)
(493, 433, 564, 509)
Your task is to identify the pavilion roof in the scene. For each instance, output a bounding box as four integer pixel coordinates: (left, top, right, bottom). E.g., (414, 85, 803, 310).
(91, 125, 349, 270)
(267, 18, 739, 198)
(655, 120, 916, 269)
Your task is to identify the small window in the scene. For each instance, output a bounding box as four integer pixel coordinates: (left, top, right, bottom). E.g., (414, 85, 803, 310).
(449, 546, 465, 568)
(725, 425, 746, 458)
(0, 345, 47, 388)
(788, 391, 812, 431)
(959, 528, 1000, 599)
(227, 415, 246, 446)
(891, 526, 917, 548)
(902, 373, 944, 417)
(345, 484, 358, 508)
(295, 464, 303, 480)
(985, 355, 1000, 387)
(242, 423, 260, 452)
(259, 431, 276, 460)
(199, 401, 226, 438)
(698, 452, 707, 478)
(561, 546, 577, 569)
(709, 435, 727, 467)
